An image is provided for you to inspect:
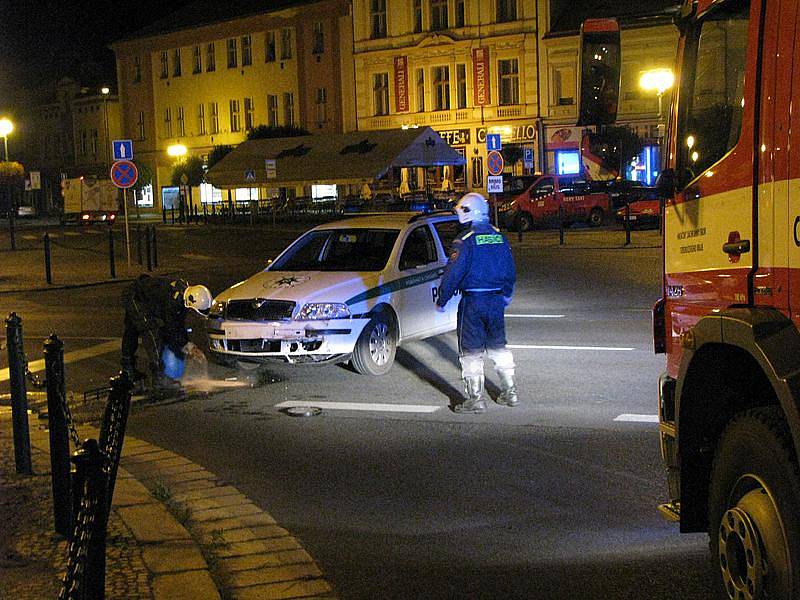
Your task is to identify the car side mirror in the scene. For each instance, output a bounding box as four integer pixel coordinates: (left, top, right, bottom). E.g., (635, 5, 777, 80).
(655, 168, 675, 199)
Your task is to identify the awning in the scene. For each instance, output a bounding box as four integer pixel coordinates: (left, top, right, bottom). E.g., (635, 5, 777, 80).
(204, 127, 466, 189)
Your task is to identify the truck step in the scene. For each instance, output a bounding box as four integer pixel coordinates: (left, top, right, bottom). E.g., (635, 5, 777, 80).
(658, 502, 680, 522)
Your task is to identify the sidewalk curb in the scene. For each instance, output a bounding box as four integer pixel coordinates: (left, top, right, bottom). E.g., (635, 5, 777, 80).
(26, 415, 335, 599)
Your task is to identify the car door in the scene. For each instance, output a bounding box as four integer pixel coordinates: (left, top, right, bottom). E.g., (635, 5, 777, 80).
(528, 176, 556, 223)
(431, 219, 463, 332)
(394, 224, 441, 339)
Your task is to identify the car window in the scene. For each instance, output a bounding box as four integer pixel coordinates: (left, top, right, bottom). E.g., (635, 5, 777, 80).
(271, 228, 400, 271)
(399, 225, 437, 270)
(433, 220, 466, 258)
(531, 178, 554, 196)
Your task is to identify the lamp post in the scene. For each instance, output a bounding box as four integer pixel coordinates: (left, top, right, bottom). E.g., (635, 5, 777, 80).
(101, 87, 110, 170)
(639, 68, 675, 124)
(0, 117, 13, 161)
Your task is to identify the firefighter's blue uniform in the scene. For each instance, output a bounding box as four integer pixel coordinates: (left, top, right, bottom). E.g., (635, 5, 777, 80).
(437, 222, 516, 355)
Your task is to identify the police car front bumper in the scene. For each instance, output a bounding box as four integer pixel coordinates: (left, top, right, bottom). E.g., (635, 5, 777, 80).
(206, 317, 371, 364)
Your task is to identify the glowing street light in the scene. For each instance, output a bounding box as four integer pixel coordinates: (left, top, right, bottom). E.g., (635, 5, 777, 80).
(0, 117, 14, 161)
(167, 144, 187, 158)
(640, 68, 675, 119)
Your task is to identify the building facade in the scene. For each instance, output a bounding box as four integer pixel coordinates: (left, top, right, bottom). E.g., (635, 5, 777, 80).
(111, 0, 355, 211)
(352, 0, 541, 195)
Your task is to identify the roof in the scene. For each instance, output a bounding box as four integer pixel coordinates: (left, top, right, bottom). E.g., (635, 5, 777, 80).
(205, 127, 467, 189)
(315, 211, 457, 230)
(549, 0, 678, 34)
(114, 0, 317, 44)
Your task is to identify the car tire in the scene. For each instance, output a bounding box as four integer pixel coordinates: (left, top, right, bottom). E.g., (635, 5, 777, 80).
(351, 311, 396, 376)
(708, 406, 800, 599)
(514, 212, 534, 232)
(589, 207, 604, 227)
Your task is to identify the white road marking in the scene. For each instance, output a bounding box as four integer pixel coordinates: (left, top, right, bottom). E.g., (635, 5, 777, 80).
(274, 400, 441, 413)
(614, 414, 659, 423)
(508, 344, 635, 351)
(0, 339, 120, 383)
(506, 314, 565, 318)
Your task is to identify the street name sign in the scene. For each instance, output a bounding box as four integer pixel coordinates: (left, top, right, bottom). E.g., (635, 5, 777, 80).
(487, 175, 503, 193)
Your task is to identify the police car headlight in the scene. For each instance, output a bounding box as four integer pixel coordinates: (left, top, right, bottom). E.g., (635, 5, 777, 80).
(297, 303, 351, 320)
(208, 300, 226, 318)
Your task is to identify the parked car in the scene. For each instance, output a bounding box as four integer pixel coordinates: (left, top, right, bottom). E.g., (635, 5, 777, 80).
(499, 174, 612, 231)
(206, 212, 465, 375)
(488, 174, 539, 215)
(593, 178, 659, 210)
(615, 198, 661, 228)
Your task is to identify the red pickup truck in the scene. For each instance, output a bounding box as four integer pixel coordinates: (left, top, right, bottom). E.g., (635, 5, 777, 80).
(498, 175, 611, 231)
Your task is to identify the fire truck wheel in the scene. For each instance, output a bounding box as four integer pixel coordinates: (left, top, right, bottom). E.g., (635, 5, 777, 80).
(589, 207, 604, 227)
(708, 406, 800, 600)
(351, 311, 396, 376)
(514, 212, 534, 232)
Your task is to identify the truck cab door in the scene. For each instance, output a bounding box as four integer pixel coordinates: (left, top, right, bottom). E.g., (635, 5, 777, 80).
(663, 0, 757, 372)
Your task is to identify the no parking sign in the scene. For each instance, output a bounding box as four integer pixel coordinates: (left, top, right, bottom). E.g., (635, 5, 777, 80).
(110, 160, 138, 189)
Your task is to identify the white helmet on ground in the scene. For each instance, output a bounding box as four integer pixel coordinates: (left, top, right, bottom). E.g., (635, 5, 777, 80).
(454, 192, 490, 224)
(184, 285, 213, 313)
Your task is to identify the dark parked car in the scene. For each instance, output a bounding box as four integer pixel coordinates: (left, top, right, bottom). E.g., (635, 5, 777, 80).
(592, 179, 659, 210)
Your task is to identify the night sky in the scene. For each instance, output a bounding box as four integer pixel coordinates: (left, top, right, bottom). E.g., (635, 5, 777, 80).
(0, 0, 195, 110)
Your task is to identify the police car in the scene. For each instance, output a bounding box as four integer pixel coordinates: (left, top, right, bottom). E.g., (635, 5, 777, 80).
(206, 212, 463, 375)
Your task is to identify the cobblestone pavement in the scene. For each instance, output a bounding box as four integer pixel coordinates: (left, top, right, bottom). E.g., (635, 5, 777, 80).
(0, 413, 152, 599)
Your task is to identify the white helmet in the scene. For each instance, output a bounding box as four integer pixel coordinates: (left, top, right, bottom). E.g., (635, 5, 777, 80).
(184, 285, 213, 313)
(454, 192, 490, 224)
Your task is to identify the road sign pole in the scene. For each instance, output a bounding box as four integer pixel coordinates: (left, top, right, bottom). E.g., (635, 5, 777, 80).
(123, 188, 131, 267)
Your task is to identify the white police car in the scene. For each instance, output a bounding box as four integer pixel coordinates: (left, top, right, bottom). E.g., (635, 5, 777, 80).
(206, 212, 464, 375)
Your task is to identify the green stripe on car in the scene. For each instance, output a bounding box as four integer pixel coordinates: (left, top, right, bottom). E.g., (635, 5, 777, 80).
(345, 268, 442, 306)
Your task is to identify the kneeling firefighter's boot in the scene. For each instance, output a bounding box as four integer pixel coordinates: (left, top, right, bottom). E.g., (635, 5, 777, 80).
(496, 370, 518, 407)
(455, 375, 487, 414)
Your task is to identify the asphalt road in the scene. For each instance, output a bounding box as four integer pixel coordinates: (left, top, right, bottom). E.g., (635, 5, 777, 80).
(0, 223, 717, 599)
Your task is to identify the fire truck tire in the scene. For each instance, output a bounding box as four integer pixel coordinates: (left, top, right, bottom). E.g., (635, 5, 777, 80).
(351, 311, 396, 376)
(514, 212, 534, 232)
(708, 406, 800, 600)
(588, 207, 604, 227)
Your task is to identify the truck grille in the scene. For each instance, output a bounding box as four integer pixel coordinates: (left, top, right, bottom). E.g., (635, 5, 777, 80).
(225, 299, 295, 321)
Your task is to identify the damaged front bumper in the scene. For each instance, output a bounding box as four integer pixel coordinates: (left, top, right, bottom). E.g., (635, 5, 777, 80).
(206, 317, 371, 365)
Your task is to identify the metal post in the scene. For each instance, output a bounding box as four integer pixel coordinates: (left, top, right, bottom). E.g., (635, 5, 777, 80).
(625, 203, 631, 246)
(145, 226, 152, 271)
(203, 203, 208, 224)
(559, 204, 565, 246)
(123, 188, 131, 268)
(45, 335, 71, 537)
(108, 227, 116, 279)
(72, 439, 108, 600)
(162, 206, 167, 224)
(170, 206, 175, 225)
(151, 226, 158, 268)
(5, 313, 32, 474)
(44, 232, 53, 285)
(136, 225, 142, 265)
(9, 199, 16, 250)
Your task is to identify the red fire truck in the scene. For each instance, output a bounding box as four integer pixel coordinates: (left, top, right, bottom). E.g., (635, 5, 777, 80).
(499, 174, 611, 231)
(582, 2, 800, 596)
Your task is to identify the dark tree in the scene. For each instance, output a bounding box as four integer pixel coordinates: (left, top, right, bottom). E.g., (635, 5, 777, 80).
(206, 145, 234, 170)
(170, 155, 205, 187)
(246, 124, 310, 140)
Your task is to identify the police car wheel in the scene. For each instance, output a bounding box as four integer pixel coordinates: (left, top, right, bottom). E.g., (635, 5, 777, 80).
(352, 313, 396, 376)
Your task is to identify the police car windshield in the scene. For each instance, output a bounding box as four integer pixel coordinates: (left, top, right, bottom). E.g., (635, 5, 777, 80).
(270, 228, 400, 272)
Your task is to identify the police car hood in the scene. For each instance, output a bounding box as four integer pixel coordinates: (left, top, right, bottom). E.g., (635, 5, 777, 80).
(217, 270, 383, 306)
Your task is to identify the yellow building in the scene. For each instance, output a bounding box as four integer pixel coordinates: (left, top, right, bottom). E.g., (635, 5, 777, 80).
(539, 0, 678, 183)
(352, 0, 541, 195)
(111, 0, 355, 212)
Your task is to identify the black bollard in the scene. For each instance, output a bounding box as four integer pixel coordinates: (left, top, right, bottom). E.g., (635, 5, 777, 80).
(625, 203, 631, 246)
(108, 227, 116, 279)
(136, 225, 143, 265)
(171, 206, 175, 225)
(151, 226, 159, 268)
(203, 203, 208, 224)
(162, 206, 167, 224)
(145, 226, 152, 271)
(44, 335, 72, 537)
(559, 204, 565, 246)
(5, 313, 32, 475)
(44, 233, 53, 285)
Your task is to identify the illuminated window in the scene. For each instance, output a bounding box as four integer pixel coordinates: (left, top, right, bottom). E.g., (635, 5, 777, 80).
(498, 58, 519, 105)
(433, 66, 450, 111)
(416, 68, 425, 112)
(371, 0, 387, 38)
(164, 107, 172, 137)
(244, 97, 254, 131)
(197, 104, 206, 135)
(209, 102, 219, 134)
(430, 0, 448, 30)
(373, 73, 390, 116)
(229, 99, 240, 132)
(284, 92, 295, 126)
(177, 106, 185, 136)
(267, 95, 279, 126)
(456, 64, 467, 108)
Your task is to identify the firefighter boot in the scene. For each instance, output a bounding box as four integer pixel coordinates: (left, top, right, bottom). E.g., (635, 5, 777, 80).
(496, 369, 519, 407)
(455, 375, 487, 414)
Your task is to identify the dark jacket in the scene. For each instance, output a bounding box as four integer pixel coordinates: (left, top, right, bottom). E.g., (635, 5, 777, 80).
(123, 275, 189, 354)
(437, 222, 516, 307)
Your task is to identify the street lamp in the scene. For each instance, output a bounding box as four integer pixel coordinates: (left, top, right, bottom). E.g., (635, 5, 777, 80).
(101, 87, 110, 169)
(639, 68, 675, 120)
(0, 117, 14, 161)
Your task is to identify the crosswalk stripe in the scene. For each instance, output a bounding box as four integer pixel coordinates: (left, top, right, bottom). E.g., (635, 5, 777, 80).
(274, 400, 441, 413)
(0, 339, 120, 383)
(614, 414, 659, 423)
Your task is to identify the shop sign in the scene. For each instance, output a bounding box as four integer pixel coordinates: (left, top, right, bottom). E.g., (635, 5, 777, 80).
(436, 128, 471, 146)
(394, 56, 410, 113)
(472, 48, 490, 107)
(476, 124, 536, 144)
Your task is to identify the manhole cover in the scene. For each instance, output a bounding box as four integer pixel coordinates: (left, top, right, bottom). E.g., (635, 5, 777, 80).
(284, 406, 322, 417)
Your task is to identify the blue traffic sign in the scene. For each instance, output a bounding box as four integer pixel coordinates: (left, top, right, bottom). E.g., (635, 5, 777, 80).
(112, 139, 134, 161)
(486, 133, 502, 151)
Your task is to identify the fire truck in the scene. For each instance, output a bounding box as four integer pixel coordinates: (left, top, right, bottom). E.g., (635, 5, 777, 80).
(581, 3, 800, 596)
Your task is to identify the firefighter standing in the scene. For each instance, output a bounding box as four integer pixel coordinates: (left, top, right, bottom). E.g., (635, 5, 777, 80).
(436, 192, 518, 414)
(121, 275, 211, 388)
